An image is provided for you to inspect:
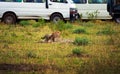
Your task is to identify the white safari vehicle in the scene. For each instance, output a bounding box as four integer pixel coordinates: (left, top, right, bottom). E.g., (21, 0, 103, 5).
(72, 0, 112, 19)
(0, 0, 78, 24)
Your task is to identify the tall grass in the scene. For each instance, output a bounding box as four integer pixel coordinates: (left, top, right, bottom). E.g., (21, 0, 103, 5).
(0, 20, 120, 74)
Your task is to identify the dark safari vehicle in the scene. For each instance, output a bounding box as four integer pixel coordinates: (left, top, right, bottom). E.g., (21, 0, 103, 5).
(107, 0, 120, 23)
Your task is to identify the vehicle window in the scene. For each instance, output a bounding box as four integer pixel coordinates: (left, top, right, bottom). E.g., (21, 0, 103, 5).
(0, 0, 22, 2)
(72, 0, 86, 4)
(23, 0, 44, 3)
(50, 0, 67, 3)
(88, 0, 107, 4)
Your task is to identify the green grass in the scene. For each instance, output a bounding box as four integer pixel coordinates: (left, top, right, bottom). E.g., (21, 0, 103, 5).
(97, 25, 117, 35)
(72, 48, 83, 55)
(0, 20, 120, 74)
(73, 37, 89, 46)
(19, 20, 30, 26)
(73, 27, 87, 34)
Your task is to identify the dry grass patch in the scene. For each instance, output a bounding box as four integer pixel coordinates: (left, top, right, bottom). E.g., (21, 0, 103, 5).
(0, 20, 120, 74)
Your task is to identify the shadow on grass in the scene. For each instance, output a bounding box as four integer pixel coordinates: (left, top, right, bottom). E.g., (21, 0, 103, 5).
(0, 63, 63, 72)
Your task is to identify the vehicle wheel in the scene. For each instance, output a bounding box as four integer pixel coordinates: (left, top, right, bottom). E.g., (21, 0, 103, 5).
(2, 13, 16, 24)
(115, 17, 120, 23)
(50, 14, 63, 23)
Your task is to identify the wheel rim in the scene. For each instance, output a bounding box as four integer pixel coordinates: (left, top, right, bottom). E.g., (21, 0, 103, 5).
(116, 18, 120, 23)
(3, 13, 16, 24)
(5, 16, 14, 24)
(53, 16, 61, 23)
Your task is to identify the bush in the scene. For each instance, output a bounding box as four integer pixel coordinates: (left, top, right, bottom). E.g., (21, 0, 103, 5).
(30, 19, 45, 28)
(97, 26, 116, 35)
(19, 20, 30, 26)
(73, 37, 89, 46)
(38, 18, 45, 25)
(72, 48, 82, 55)
(53, 21, 73, 31)
(28, 20, 37, 25)
(73, 28, 86, 34)
(26, 50, 37, 58)
(32, 22, 41, 28)
(64, 22, 73, 29)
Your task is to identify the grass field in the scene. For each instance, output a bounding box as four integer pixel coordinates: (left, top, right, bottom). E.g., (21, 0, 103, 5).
(0, 20, 120, 74)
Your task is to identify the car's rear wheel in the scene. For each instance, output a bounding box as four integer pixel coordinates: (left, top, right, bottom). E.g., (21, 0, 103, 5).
(115, 17, 120, 23)
(2, 13, 16, 24)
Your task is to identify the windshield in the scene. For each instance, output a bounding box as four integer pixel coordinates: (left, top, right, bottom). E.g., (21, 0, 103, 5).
(69, 0, 74, 3)
(72, 0, 86, 4)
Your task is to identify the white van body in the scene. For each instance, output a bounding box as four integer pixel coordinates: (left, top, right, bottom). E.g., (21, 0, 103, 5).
(0, 0, 77, 24)
(73, 0, 112, 19)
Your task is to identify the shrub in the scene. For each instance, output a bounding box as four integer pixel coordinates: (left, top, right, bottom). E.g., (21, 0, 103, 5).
(56, 21, 73, 31)
(72, 48, 82, 55)
(38, 18, 45, 25)
(26, 50, 37, 58)
(64, 22, 73, 29)
(73, 28, 86, 34)
(97, 26, 116, 35)
(28, 20, 37, 25)
(32, 22, 41, 28)
(19, 20, 30, 26)
(73, 37, 89, 46)
(31, 19, 46, 28)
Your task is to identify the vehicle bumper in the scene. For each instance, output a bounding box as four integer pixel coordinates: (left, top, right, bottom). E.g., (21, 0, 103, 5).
(70, 13, 79, 21)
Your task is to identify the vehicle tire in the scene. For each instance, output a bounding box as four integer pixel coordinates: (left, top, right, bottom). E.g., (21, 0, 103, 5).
(50, 14, 63, 23)
(115, 17, 120, 23)
(2, 13, 16, 24)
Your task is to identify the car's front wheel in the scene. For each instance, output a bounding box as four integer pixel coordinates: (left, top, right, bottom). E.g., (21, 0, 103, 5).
(50, 13, 63, 23)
